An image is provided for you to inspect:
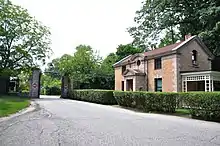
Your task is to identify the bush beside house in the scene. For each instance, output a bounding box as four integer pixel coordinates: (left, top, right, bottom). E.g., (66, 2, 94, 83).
(69, 90, 117, 105)
(179, 92, 220, 122)
(65, 89, 220, 122)
(114, 91, 177, 113)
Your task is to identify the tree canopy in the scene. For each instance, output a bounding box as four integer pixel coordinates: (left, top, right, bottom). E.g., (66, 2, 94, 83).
(116, 44, 143, 61)
(0, 0, 51, 76)
(128, 0, 220, 55)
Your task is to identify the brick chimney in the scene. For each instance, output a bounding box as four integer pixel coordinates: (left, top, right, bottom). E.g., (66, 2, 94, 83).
(185, 34, 192, 40)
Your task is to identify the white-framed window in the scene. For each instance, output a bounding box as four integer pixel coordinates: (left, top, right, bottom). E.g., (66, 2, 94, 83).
(192, 50, 198, 65)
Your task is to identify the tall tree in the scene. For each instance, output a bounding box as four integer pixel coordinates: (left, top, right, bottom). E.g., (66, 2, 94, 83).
(98, 53, 118, 89)
(128, 0, 220, 55)
(0, 0, 51, 76)
(44, 58, 61, 79)
(116, 44, 143, 61)
(101, 53, 117, 74)
(57, 45, 100, 89)
(158, 30, 181, 48)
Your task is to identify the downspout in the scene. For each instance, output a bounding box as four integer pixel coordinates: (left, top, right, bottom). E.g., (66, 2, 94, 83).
(144, 56, 148, 91)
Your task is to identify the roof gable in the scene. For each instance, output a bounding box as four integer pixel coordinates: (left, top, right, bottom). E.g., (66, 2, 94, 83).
(123, 68, 145, 76)
(113, 35, 214, 67)
(144, 35, 214, 59)
(113, 53, 144, 67)
(144, 41, 183, 57)
(113, 55, 132, 67)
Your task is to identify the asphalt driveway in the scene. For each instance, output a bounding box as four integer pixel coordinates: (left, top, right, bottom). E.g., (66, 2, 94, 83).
(0, 95, 220, 146)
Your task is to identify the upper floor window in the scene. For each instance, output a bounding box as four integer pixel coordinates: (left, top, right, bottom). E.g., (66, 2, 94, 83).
(128, 60, 131, 68)
(192, 50, 197, 65)
(122, 65, 126, 74)
(155, 58, 162, 69)
(137, 60, 141, 66)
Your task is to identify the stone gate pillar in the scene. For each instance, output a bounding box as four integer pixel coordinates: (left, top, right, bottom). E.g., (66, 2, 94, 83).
(29, 69, 41, 98)
(61, 76, 69, 98)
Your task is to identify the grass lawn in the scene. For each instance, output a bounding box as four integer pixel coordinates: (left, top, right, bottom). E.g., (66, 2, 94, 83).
(0, 95, 30, 117)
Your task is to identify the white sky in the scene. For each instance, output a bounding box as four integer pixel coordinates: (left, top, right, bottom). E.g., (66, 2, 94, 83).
(11, 0, 143, 60)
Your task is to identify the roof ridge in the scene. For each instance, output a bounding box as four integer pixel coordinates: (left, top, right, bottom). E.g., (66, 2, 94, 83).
(144, 36, 196, 57)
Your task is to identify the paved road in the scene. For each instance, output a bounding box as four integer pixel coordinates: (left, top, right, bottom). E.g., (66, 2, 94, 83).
(0, 96, 220, 146)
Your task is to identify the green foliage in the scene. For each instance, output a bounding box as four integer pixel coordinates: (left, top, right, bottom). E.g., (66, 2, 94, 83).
(41, 74, 61, 88)
(69, 90, 117, 105)
(178, 92, 220, 122)
(116, 44, 143, 61)
(114, 91, 177, 113)
(44, 86, 61, 95)
(158, 30, 181, 48)
(44, 58, 61, 79)
(129, 0, 220, 55)
(97, 53, 118, 89)
(0, 0, 51, 76)
(58, 45, 100, 88)
(18, 71, 31, 92)
(56, 45, 115, 90)
(40, 74, 61, 95)
(101, 53, 117, 74)
(42, 43, 144, 90)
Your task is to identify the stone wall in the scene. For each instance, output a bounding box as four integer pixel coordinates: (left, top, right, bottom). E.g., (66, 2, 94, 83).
(61, 76, 69, 98)
(147, 59, 162, 91)
(162, 55, 178, 92)
(114, 67, 123, 90)
(0, 76, 9, 94)
(135, 76, 146, 91)
(29, 69, 41, 98)
(147, 54, 178, 92)
(178, 40, 212, 72)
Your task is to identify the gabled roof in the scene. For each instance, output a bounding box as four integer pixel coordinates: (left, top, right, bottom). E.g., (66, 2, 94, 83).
(123, 68, 146, 76)
(113, 53, 145, 67)
(144, 36, 197, 57)
(144, 36, 214, 58)
(113, 55, 132, 67)
(144, 41, 183, 57)
(113, 35, 214, 68)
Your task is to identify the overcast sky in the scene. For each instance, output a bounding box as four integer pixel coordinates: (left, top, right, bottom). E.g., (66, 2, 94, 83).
(11, 0, 143, 60)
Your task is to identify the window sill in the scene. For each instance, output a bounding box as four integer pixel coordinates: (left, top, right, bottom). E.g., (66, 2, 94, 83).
(189, 64, 199, 68)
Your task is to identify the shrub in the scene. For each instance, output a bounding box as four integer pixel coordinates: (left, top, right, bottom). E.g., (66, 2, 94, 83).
(69, 90, 117, 105)
(45, 86, 61, 95)
(114, 91, 177, 113)
(179, 92, 220, 122)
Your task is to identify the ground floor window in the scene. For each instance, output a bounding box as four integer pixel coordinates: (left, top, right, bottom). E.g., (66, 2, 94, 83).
(187, 81, 205, 91)
(127, 79, 133, 91)
(214, 81, 220, 91)
(181, 71, 220, 92)
(155, 78, 162, 92)
(121, 81, 124, 91)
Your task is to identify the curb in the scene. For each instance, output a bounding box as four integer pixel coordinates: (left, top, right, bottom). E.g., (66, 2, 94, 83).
(0, 101, 37, 122)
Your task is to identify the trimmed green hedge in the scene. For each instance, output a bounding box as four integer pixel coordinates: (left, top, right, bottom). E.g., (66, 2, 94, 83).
(44, 86, 61, 95)
(69, 90, 117, 105)
(179, 92, 220, 122)
(114, 91, 177, 113)
(67, 89, 220, 122)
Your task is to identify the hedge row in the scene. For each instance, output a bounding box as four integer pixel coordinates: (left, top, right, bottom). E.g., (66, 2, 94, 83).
(178, 92, 220, 122)
(67, 90, 220, 122)
(114, 91, 177, 113)
(41, 86, 61, 95)
(69, 90, 117, 105)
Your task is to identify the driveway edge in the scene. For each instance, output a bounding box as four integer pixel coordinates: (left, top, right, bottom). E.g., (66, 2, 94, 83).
(0, 100, 38, 122)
